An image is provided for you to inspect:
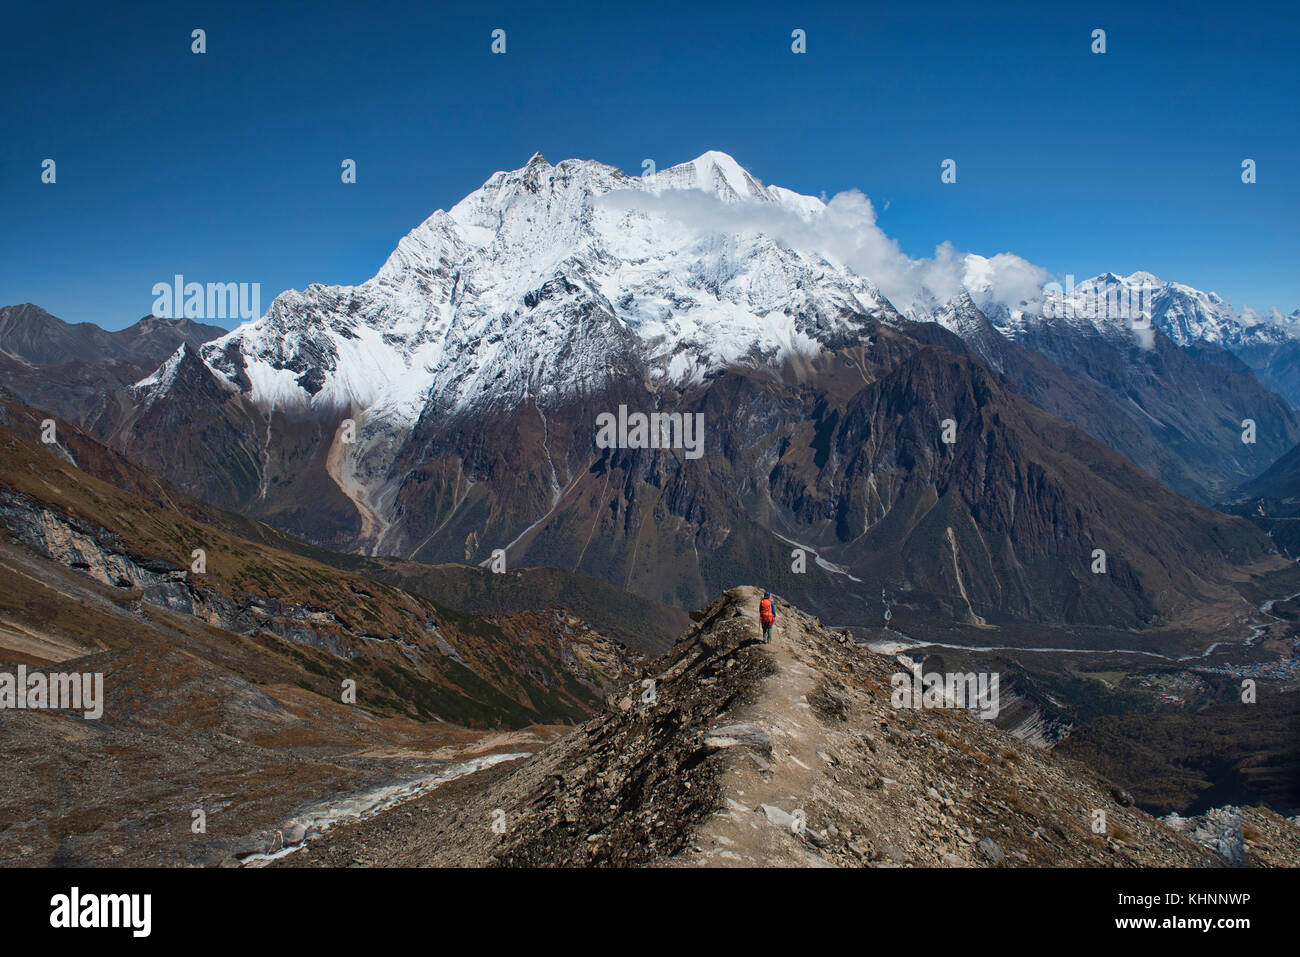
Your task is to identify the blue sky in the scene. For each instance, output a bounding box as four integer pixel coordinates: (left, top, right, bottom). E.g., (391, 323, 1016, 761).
(2, 0, 1296, 330)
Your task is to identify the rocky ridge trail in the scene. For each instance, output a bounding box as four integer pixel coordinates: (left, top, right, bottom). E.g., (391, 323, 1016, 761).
(279, 587, 1300, 867)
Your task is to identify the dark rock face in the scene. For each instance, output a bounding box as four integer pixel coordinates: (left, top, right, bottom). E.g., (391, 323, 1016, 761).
(1236, 337, 1300, 411)
(365, 324, 1273, 631)
(1223, 438, 1300, 556)
(1001, 316, 1300, 503)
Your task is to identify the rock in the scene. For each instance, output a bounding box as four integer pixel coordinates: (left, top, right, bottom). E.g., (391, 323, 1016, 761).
(1112, 787, 1134, 807)
(977, 837, 1005, 863)
(883, 723, 907, 744)
(880, 842, 908, 863)
(942, 851, 968, 867)
(760, 804, 797, 830)
(809, 682, 851, 721)
(230, 831, 276, 858)
(704, 722, 772, 756)
(805, 829, 831, 848)
(283, 822, 308, 845)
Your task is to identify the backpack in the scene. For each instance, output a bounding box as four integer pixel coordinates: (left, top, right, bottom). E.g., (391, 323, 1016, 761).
(760, 597, 775, 625)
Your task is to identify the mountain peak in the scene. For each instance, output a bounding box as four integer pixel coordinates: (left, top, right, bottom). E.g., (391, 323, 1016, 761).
(690, 148, 748, 174)
(660, 150, 766, 201)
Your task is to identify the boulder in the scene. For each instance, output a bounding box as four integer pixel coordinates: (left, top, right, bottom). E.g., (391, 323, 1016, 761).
(977, 837, 1005, 863)
(704, 722, 772, 756)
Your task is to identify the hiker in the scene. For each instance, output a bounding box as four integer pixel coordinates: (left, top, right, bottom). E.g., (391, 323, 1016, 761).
(759, 591, 775, 644)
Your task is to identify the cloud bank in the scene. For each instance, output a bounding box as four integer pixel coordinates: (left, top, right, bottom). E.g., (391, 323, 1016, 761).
(597, 185, 1051, 318)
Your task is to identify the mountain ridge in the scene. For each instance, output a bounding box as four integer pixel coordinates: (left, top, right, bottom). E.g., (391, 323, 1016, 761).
(271, 587, 1300, 867)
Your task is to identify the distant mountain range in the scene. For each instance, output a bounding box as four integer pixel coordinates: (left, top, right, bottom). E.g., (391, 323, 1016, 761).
(0, 302, 226, 366)
(0, 303, 227, 435)
(5, 151, 1299, 638)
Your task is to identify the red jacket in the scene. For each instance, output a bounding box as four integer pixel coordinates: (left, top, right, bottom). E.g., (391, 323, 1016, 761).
(760, 597, 775, 625)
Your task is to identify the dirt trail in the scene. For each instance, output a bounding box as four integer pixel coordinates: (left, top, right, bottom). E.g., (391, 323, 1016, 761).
(678, 597, 829, 866)
(0, 618, 92, 663)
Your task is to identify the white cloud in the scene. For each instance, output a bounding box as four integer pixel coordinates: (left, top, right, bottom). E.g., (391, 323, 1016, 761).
(597, 184, 1050, 318)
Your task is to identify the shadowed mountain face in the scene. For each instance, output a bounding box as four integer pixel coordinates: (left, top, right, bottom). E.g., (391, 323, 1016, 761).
(0, 303, 226, 366)
(936, 297, 1300, 504)
(1236, 337, 1300, 410)
(1222, 438, 1300, 556)
(1231, 440, 1300, 503)
(0, 304, 228, 432)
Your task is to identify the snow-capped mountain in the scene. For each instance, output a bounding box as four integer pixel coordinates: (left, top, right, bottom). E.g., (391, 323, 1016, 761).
(164, 151, 897, 434)
(109, 151, 1299, 630)
(142, 151, 1298, 432)
(966, 267, 1295, 354)
(1053, 271, 1288, 346)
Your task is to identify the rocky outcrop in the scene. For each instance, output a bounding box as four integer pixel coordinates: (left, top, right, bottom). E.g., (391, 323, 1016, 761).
(0, 491, 194, 607)
(1, 489, 385, 657)
(1164, 805, 1300, 868)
